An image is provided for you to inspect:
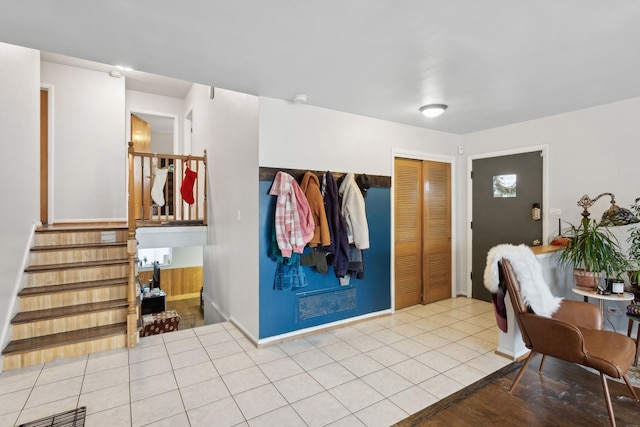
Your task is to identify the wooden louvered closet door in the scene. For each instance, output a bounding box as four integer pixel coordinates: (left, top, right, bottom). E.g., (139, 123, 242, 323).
(422, 161, 451, 303)
(394, 158, 451, 309)
(395, 158, 423, 309)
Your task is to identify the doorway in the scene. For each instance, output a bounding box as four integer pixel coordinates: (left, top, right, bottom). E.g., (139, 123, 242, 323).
(129, 112, 178, 220)
(469, 149, 545, 302)
(394, 156, 452, 309)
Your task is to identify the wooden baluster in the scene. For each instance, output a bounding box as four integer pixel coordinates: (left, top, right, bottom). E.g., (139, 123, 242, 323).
(203, 150, 208, 225)
(126, 142, 138, 348)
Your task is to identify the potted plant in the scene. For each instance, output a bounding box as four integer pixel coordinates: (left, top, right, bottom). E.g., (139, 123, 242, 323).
(627, 197, 640, 286)
(557, 219, 628, 291)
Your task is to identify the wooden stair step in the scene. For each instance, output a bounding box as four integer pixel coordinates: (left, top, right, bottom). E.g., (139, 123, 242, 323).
(18, 278, 127, 297)
(36, 223, 127, 232)
(11, 299, 128, 324)
(2, 322, 126, 356)
(25, 258, 128, 273)
(30, 241, 127, 252)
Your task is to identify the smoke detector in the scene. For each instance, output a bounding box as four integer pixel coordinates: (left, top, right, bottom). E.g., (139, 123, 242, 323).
(292, 94, 308, 104)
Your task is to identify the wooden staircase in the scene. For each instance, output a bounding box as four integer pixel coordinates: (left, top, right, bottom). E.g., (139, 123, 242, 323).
(2, 224, 130, 370)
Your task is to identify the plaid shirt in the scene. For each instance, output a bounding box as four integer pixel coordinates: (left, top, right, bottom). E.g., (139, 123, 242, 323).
(269, 171, 315, 257)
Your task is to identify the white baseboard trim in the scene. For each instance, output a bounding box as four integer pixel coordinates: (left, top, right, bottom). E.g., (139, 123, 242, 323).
(256, 308, 393, 346)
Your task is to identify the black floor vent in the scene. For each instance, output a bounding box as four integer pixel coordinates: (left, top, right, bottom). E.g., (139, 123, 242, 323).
(19, 406, 86, 427)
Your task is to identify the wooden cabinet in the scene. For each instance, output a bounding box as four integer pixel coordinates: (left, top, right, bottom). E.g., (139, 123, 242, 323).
(139, 266, 202, 301)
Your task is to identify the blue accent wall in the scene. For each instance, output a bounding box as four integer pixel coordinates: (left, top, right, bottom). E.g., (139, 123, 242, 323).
(258, 180, 391, 339)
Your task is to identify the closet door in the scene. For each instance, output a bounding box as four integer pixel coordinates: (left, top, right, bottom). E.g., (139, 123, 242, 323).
(394, 158, 452, 309)
(394, 158, 423, 309)
(422, 161, 451, 303)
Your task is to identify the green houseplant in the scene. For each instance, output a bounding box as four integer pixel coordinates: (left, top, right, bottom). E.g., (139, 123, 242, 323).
(627, 197, 640, 286)
(557, 219, 628, 291)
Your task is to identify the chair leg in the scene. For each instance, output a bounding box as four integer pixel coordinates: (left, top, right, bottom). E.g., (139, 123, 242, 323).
(635, 327, 640, 367)
(509, 351, 537, 394)
(600, 373, 616, 427)
(622, 374, 640, 401)
(538, 355, 546, 373)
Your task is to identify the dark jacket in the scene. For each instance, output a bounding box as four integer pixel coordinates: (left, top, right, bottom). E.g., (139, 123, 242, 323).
(318, 172, 350, 277)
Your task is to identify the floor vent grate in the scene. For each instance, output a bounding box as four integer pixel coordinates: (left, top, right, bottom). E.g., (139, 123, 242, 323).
(19, 406, 86, 427)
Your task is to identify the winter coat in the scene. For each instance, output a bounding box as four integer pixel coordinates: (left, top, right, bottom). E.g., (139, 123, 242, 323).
(300, 172, 331, 247)
(338, 173, 370, 250)
(318, 172, 350, 277)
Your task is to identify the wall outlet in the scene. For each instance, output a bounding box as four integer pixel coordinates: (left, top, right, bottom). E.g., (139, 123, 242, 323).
(607, 306, 622, 316)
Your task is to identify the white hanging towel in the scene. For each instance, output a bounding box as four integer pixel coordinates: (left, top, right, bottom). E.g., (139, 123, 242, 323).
(151, 165, 169, 206)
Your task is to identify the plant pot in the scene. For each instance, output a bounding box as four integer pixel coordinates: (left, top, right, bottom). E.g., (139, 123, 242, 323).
(574, 269, 601, 291)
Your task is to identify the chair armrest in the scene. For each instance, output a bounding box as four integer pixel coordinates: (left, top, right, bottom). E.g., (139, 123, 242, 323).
(520, 313, 588, 364)
(552, 300, 603, 330)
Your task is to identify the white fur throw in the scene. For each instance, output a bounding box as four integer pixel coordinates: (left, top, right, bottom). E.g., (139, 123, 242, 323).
(484, 244, 562, 317)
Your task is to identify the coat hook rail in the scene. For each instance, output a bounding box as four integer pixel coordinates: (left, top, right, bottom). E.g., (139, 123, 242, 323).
(258, 167, 391, 188)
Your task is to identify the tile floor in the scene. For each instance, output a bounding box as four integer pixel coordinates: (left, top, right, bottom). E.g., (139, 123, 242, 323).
(0, 297, 510, 427)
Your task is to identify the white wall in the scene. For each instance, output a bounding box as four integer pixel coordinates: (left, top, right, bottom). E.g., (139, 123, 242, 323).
(185, 84, 260, 338)
(138, 246, 203, 272)
(0, 43, 40, 357)
(151, 132, 173, 153)
(461, 97, 640, 298)
(259, 98, 460, 175)
(259, 97, 463, 298)
(41, 61, 126, 221)
(125, 89, 186, 153)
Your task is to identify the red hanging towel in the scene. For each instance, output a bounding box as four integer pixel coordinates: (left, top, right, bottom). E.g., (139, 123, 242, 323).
(181, 167, 197, 204)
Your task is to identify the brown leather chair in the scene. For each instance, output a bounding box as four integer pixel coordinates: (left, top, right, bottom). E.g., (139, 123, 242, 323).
(499, 258, 639, 427)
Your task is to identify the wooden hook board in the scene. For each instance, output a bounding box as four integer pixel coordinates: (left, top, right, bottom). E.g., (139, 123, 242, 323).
(259, 167, 391, 188)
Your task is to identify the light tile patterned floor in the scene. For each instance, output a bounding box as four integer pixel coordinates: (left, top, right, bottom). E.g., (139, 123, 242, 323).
(0, 297, 510, 427)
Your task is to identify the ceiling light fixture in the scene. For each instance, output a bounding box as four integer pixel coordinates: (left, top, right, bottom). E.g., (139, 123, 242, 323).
(419, 104, 448, 118)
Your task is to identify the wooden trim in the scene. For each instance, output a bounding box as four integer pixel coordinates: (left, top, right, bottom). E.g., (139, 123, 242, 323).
(127, 142, 138, 348)
(259, 167, 391, 187)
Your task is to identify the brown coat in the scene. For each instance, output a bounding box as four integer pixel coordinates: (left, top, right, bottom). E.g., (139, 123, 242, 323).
(300, 172, 331, 247)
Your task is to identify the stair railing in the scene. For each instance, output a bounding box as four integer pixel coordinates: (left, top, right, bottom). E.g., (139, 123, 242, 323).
(126, 141, 208, 347)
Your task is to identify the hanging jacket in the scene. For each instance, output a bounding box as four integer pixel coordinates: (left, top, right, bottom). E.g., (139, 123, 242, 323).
(300, 172, 331, 247)
(269, 171, 314, 257)
(338, 173, 370, 250)
(318, 172, 350, 277)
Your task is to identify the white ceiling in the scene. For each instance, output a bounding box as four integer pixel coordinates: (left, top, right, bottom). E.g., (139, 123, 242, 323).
(3, 1, 640, 135)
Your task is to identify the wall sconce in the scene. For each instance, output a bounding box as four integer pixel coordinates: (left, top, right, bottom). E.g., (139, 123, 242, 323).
(577, 193, 640, 227)
(419, 104, 448, 118)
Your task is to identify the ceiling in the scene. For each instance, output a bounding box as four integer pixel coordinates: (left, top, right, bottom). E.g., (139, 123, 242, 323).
(2, 1, 640, 135)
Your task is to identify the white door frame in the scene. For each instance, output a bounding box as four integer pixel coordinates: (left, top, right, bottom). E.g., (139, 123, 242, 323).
(391, 148, 457, 311)
(466, 145, 549, 297)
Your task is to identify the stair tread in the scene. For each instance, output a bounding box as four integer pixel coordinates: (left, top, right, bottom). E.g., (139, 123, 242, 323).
(25, 258, 128, 272)
(2, 323, 126, 356)
(36, 223, 127, 232)
(18, 278, 127, 296)
(12, 299, 129, 324)
(31, 241, 127, 252)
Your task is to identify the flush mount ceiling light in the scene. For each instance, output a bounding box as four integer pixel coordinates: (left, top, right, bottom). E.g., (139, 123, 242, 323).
(419, 104, 448, 118)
